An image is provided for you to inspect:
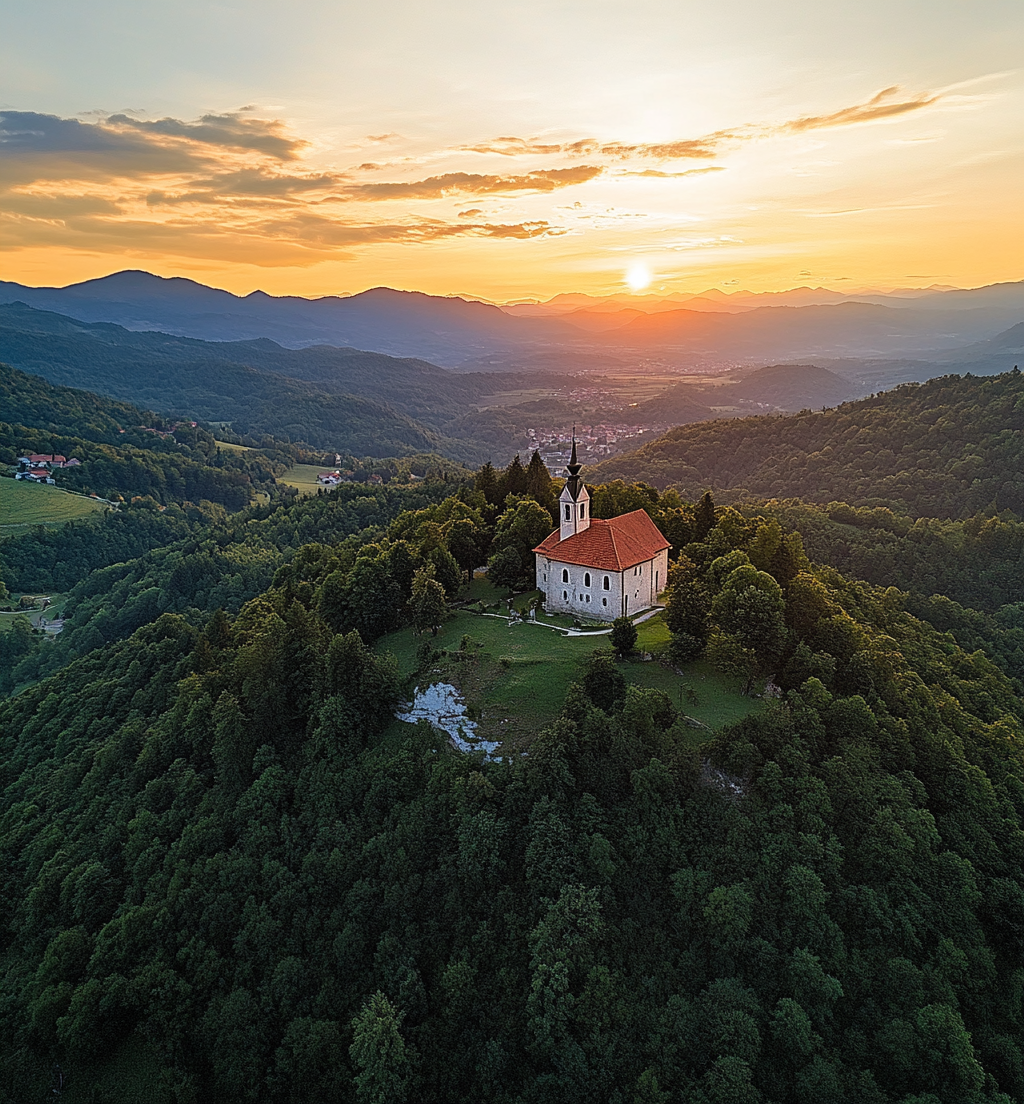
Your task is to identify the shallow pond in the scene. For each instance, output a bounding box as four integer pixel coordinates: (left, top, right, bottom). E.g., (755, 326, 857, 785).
(396, 682, 500, 758)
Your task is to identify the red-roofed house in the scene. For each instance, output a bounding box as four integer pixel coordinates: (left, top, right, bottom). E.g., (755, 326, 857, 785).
(533, 442, 669, 621)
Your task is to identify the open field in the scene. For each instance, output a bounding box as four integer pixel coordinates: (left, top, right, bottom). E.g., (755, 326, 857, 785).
(214, 439, 254, 453)
(376, 580, 761, 752)
(279, 463, 330, 496)
(0, 478, 108, 536)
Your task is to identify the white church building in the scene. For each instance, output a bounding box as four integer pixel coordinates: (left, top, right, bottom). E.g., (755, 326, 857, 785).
(533, 441, 670, 622)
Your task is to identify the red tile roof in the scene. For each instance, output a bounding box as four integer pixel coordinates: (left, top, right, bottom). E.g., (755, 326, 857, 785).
(533, 509, 670, 571)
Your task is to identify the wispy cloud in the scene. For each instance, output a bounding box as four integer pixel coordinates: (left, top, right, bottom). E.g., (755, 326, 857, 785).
(780, 86, 940, 133)
(619, 167, 726, 178)
(459, 86, 942, 166)
(343, 165, 603, 200)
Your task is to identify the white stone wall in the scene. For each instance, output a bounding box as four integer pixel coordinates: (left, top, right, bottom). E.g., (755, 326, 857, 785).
(536, 549, 668, 622)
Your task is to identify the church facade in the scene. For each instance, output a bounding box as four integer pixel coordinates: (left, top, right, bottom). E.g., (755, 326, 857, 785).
(533, 443, 670, 622)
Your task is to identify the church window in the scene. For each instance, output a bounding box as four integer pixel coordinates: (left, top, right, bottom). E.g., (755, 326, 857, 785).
(603, 575, 610, 590)
(564, 504, 571, 521)
(602, 597, 607, 606)
(584, 572, 591, 588)
(563, 590, 568, 601)
(562, 568, 569, 583)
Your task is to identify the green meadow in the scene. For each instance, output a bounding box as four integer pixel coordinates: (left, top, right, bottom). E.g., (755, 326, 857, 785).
(279, 463, 331, 496)
(376, 579, 761, 751)
(0, 477, 108, 536)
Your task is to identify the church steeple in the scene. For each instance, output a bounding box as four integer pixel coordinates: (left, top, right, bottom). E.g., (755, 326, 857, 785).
(558, 428, 591, 541)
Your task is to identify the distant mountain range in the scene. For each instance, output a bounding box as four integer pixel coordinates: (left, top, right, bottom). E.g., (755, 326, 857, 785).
(1, 270, 1021, 369)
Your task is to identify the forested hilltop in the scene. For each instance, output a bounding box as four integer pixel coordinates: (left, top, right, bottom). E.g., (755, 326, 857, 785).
(590, 369, 1024, 517)
(0, 363, 297, 509)
(3, 447, 1024, 1101)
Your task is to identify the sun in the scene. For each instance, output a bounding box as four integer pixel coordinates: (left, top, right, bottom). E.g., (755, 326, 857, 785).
(626, 262, 652, 293)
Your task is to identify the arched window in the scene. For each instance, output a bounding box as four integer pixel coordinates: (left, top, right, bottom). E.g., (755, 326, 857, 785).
(603, 575, 610, 590)
(602, 597, 607, 606)
(563, 590, 568, 601)
(564, 504, 571, 521)
(562, 568, 569, 583)
(584, 572, 591, 588)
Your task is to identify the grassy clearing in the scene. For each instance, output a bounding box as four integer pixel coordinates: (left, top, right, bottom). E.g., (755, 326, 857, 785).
(376, 579, 761, 753)
(279, 463, 331, 496)
(214, 439, 254, 453)
(0, 478, 107, 536)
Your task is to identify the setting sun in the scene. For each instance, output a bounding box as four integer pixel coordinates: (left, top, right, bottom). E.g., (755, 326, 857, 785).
(626, 262, 652, 292)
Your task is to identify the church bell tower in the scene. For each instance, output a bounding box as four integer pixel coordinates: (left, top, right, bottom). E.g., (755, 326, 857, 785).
(558, 433, 591, 542)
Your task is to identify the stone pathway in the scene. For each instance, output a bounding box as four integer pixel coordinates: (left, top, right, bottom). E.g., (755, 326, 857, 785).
(476, 605, 664, 637)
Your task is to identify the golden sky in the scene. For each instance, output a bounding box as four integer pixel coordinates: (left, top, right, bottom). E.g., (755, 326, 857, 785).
(1, 0, 1021, 300)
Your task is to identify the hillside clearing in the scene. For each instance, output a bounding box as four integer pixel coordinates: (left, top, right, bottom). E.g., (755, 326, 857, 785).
(0, 478, 108, 536)
(279, 463, 333, 496)
(376, 582, 761, 753)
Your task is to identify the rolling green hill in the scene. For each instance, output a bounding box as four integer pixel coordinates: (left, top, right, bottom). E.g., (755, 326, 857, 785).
(0, 304, 458, 457)
(591, 369, 1024, 517)
(0, 362, 290, 511)
(3, 473, 1024, 1101)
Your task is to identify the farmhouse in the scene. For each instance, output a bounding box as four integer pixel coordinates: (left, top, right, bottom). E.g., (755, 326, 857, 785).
(533, 441, 669, 622)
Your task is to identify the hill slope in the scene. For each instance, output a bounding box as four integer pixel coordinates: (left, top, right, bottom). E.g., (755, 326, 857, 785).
(3, 481, 1024, 1101)
(0, 270, 577, 365)
(0, 304, 453, 457)
(0, 363, 290, 510)
(724, 363, 859, 411)
(590, 369, 1024, 517)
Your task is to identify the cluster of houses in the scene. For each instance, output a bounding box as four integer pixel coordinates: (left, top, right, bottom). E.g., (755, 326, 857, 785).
(14, 454, 82, 484)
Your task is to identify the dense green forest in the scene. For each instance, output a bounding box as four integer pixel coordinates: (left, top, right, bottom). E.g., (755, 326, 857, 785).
(591, 370, 1024, 517)
(4, 458, 1024, 1101)
(0, 363, 296, 509)
(0, 306, 459, 457)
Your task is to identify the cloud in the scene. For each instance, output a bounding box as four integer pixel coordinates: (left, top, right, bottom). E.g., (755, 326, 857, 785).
(345, 165, 603, 200)
(0, 85, 944, 269)
(106, 112, 306, 159)
(460, 136, 566, 156)
(0, 109, 303, 161)
(619, 166, 726, 178)
(457, 86, 941, 168)
(781, 87, 940, 134)
(145, 169, 344, 206)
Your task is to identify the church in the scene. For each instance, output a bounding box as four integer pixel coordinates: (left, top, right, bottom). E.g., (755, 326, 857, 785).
(533, 441, 670, 622)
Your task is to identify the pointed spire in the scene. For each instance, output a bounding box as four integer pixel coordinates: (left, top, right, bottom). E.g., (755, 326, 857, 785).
(567, 426, 581, 476)
(564, 426, 583, 499)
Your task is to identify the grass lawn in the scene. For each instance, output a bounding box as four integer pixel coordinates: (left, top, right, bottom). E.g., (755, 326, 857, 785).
(376, 579, 761, 753)
(279, 463, 331, 496)
(215, 439, 254, 453)
(0, 478, 108, 536)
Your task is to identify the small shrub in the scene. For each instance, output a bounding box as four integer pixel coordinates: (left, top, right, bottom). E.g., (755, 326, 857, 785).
(610, 616, 638, 658)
